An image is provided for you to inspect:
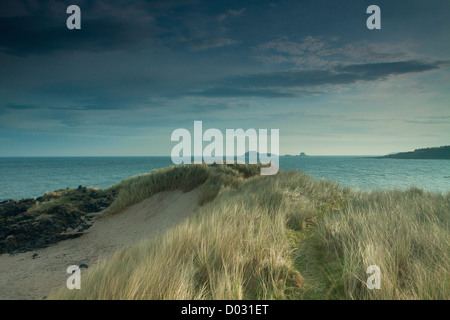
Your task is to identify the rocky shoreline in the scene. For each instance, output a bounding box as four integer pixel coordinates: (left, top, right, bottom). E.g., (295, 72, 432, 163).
(0, 186, 117, 254)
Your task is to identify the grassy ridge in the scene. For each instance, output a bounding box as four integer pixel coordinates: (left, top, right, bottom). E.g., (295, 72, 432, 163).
(105, 164, 210, 214)
(51, 165, 449, 300)
(105, 163, 264, 213)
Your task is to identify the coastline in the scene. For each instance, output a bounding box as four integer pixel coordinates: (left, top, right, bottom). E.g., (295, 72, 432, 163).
(1, 156, 449, 202)
(0, 164, 448, 300)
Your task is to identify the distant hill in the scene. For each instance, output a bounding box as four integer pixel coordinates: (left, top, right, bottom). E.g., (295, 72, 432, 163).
(380, 145, 450, 159)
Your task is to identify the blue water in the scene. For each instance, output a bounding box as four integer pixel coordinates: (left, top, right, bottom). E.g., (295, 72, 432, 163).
(0, 156, 449, 201)
(0, 157, 174, 201)
(281, 156, 450, 193)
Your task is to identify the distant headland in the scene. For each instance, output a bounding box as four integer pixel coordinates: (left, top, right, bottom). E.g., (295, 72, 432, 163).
(378, 145, 450, 160)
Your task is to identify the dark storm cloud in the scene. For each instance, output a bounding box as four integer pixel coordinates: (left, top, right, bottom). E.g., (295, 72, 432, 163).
(336, 61, 442, 79)
(0, 0, 242, 55)
(2, 103, 41, 110)
(222, 60, 443, 89)
(0, 16, 156, 55)
(180, 60, 444, 98)
(185, 87, 304, 98)
(0, 0, 169, 55)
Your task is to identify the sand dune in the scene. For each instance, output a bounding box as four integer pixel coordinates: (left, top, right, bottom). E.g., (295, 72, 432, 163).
(0, 188, 200, 300)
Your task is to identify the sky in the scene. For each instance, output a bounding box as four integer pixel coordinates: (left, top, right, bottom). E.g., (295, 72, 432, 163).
(0, 0, 449, 156)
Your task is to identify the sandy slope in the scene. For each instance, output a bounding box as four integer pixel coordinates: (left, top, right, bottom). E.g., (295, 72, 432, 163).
(0, 188, 200, 300)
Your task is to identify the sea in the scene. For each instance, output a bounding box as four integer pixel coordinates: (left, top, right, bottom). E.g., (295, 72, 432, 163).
(0, 156, 449, 201)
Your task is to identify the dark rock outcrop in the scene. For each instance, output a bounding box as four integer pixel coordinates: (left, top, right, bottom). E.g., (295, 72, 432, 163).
(0, 187, 117, 254)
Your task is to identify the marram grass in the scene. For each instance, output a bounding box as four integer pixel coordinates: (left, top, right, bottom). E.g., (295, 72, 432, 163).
(50, 165, 449, 300)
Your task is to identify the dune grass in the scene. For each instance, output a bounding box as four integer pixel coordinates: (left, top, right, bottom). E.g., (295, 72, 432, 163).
(313, 188, 449, 299)
(105, 164, 210, 214)
(50, 165, 449, 300)
(105, 163, 265, 214)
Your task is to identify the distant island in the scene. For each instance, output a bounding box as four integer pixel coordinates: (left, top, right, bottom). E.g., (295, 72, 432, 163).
(379, 145, 450, 159)
(284, 152, 307, 157)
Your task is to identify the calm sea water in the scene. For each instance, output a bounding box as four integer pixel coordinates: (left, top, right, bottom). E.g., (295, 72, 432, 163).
(0, 156, 449, 201)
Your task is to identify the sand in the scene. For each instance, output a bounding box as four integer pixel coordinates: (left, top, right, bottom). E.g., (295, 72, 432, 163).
(0, 188, 201, 300)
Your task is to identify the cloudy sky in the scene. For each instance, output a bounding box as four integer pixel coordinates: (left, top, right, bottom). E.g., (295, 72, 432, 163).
(0, 0, 449, 156)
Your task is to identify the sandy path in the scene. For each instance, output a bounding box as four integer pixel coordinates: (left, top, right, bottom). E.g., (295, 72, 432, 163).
(0, 188, 200, 300)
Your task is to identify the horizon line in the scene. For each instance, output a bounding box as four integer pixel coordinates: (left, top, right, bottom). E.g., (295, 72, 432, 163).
(0, 154, 386, 158)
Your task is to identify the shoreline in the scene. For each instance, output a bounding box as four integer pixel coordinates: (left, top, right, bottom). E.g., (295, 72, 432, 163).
(2, 163, 450, 255)
(0, 188, 201, 299)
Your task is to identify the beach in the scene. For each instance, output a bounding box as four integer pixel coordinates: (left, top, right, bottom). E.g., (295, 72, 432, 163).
(0, 188, 200, 299)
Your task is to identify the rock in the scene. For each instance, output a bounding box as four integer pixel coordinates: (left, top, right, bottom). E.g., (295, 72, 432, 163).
(0, 199, 36, 217)
(4, 235, 18, 252)
(0, 187, 117, 254)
